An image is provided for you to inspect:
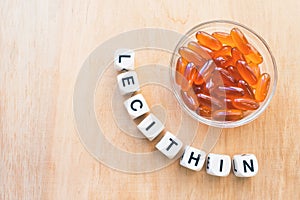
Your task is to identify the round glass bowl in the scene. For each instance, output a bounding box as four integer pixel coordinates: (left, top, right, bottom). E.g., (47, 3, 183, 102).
(170, 20, 277, 128)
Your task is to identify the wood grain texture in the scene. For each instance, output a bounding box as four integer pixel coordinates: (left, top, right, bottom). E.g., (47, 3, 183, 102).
(1, 0, 300, 199)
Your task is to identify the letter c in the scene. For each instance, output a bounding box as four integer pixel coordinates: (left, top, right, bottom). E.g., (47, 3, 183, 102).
(131, 99, 143, 111)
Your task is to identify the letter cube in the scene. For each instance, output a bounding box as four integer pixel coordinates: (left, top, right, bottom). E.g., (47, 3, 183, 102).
(156, 131, 183, 159)
(137, 113, 164, 141)
(117, 71, 140, 95)
(114, 49, 135, 71)
(124, 94, 150, 119)
(232, 154, 258, 177)
(180, 146, 206, 171)
(206, 153, 231, 177)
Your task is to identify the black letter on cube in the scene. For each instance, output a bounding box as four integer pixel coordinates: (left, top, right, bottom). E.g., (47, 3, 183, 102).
(166, 138, 178, 151)
(130, 99, 143, 111)
(122, 76, 134, 87)
(243, 159, 254, 173)
(188, 152, 200, 166)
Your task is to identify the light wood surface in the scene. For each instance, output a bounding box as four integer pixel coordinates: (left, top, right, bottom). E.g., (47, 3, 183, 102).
(1, 0, 300, 199)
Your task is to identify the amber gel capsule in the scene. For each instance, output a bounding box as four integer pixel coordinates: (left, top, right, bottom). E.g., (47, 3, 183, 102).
(179, 47, 206, 68)
(236, 60, 258, 85)
(238, 80, 255, 99)
(232, 98, 259, 110)
(194, 59, 216, 85)
(193, 81, 208, 95)
(213, 86, 244, 98)
(214, 55, 234, 68)
(193, 84, 203, 94)
(187, 41, 212, 60)
(231, 28, 250, 55)
(231, 47, 245, 63)
(212, 32, 235, 47)
(181, 62, 197, 91)
(193, 78, 214, 95)
(197, 93, 223, 110)
(181, 89, 199, 111)
(245, 43, 263, 64)
(212, 46, 232, 58)
(184, 62, 197, 81)
(196, 31, 222, 51)
(213, 109, 244, 121)
(197, 78, 215, 95)
(248, 62, 261, 79)
(196, 105, 212, 117)
(212, 67, 236, 86)
(175, 57, 187, 85)
(223, 98, 235, 109)
(226, 65, 243, 81)
(255, 73, 271, 102)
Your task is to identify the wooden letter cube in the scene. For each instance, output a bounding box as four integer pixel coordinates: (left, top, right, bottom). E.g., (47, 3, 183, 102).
(155, 131, 183, 159)
(180, 146, 206, 171)
(137, 113, 164, 141)
(206, 153, 231, 177)
(114, 49, 135, 71)
(232, 154, 258, 177)
(117, 71, 140, 95)
(124, 94, 150, 119)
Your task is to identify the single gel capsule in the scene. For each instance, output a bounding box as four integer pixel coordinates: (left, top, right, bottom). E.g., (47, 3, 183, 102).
(212, 86, 245, 99)
(255, 73, 271, 102)
(181, 89, 199, 111)
(236, 60, 258, 85)
(196, 31, 222, 51)
(175, 57, 187, 85)
(181, 62, 197, 91)
(231, 28, 250, 55)
(232, 98, 260, 110)
(213, 109, 244, 121)
(179, 47, 206, 68)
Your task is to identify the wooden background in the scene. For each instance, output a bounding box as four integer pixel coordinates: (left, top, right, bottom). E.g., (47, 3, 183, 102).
(1, 0, 300, 199)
